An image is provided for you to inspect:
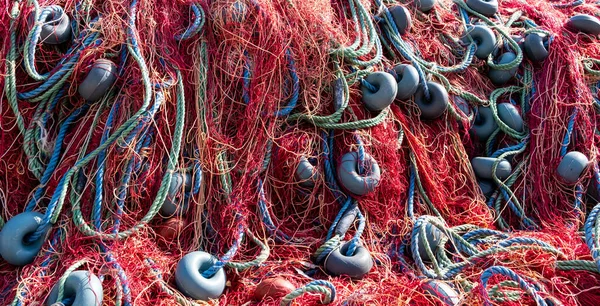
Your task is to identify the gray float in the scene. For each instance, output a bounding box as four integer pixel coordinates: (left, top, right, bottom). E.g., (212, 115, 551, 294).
(413, 82, 448, 119)
(465, 0, 498, 17)
(478, 180, 495, 198)
(471, 157, 512, 180)
(462, 25, 497, 59)
(78, 59, 118, 102)
(0, 211, 50, 266)
(40, 6, 72, 44)
(416, 222, 443, 262)
(423, 280, 460, 305)
(389, 5, 412, 35)
(524, 33, 549, 62)
(392, 64, 420, 101)
(361, 72, 398, 112)
(161, 172, 192, 217)
(46, 271, 103, 306)
(455, 96, 471, 117)
(470, 106, 498, 141)
(334, 206, 359, 237)
(176, 251, 227, 301)
(557, 151, 589, 184)
(296, 156, 319, 187)
(488, 52, 518, 86)
(568, 14, 600, 36)
(337, 152, 381, 196)
(496, 103, 523, 132)
(414, 0, 436, 12)
(324, 241, 373, 279)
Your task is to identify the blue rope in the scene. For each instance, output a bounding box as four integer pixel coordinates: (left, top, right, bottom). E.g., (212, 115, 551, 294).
(242, 51, 251, 105)
(201, 223, 245, 278)
(174, 3, 205, 40)
(462, 228, 508, 241)
(257, 178, 296, 242)
(490, 140, 527, 158)
(88, 100, 135, 305)
(560, 108, 578, 157)
(25, 103, 90, 213)
(18, 22, 101, 100)
(346, 209, 365, 256)
(326, 198, 354, 240)
(407, 164, 417, 221)
(323, 131, 345, 203)
(499, 187, 537, 229)
(275, 49, 299, 117)
(92, 101, 120, 230)
(480, 266, 548, 306)
(361, 79, 378, 92)
(583, 202, 600, 273)
(497, 237, 553, 248)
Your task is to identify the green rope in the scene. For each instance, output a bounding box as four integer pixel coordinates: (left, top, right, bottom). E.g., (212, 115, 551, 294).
(488, 280, 523, 302)
(5, 1, 27, 136)
(55, 260, 88, 303)
(144, 259, 204, 306)
(70, 67, 185, 239)
(410, 153, 442, 217)
(226, 231, 270, 271)
(330, 0, 382, 68)
(556, 260, 600, 272)
(287, 64, 349, 126)
(417, 217, 565, 279)
(281, 282, 334, 306)
(452, 0, 524, 71)
(583, 58, 600, 76)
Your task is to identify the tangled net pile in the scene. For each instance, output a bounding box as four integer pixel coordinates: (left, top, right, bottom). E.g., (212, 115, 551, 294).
(3, 0, 600, 304)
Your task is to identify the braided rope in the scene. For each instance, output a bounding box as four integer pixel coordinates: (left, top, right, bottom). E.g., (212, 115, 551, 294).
(480, 266, 548, 306)
(54, 260, 88, 303)
(280, 280, 336, 306)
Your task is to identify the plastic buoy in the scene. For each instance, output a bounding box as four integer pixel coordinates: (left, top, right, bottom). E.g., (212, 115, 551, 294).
(462, 25, 497, 59)
(157, 217, 186, 242)
(338, 152, 381, 196)
(465, 0, 498, 17)
(471, 157, 512, 180)
(413, 82, 449, 119)
(392, 64, 420, 101)
(389, 5, 412, 35)
(39, 6, 72, 45)
(361, 72, 398, 112)
(176, 251, 227, 301)
(478, 180, 495, 198)
(488, 52, 518, 86)
(324, 241, 373, 279)
(0, 212, 49, 266)
(470, 106, 498, 141)
(414, 0, 436, 12)
(78, 59, 118, 102)
(422, 280, 460, 305)
(524, 33, 549, 62)
(455, 96, 471, 118)
(296, 156, 319, 187)
(254, 278, 296, 300)
(46, 271, 103, 306)
(567, 14, 600, 36)
(496, 103, 524, 132)
(557, 151, 589, 184)
(416, 222, 443, 262)
(161, 172, 192, 217)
